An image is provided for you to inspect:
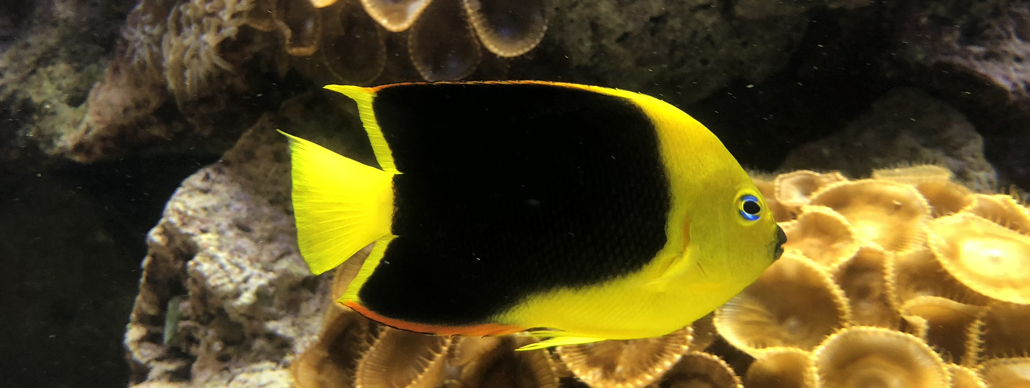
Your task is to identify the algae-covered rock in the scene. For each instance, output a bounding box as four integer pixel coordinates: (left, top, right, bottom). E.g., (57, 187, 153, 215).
(780, 88, 998, 192)
(0, 0, 136, 171)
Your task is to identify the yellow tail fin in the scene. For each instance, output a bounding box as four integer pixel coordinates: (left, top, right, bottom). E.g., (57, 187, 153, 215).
(278, 130, 395, 275)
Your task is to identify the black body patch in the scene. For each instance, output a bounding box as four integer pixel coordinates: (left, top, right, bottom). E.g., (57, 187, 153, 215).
(358, 83, 672, 325)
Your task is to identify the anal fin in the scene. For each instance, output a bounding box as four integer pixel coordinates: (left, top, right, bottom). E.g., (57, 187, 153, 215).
(517, 330, 606, 351)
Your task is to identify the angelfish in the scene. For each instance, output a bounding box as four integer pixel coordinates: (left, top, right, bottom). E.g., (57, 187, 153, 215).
(279, 81, 787, 350)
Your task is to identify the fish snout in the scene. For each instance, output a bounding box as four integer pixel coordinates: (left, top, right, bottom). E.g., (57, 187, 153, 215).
(773, 225, 787, 261)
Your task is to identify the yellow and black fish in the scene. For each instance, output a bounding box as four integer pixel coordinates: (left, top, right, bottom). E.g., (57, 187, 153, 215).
(280, 81, 786, 350)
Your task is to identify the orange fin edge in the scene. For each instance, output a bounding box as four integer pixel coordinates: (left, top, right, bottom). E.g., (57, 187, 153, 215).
(343, 300, 525, 337)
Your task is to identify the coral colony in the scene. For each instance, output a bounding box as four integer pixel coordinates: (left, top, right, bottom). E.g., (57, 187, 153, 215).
(295, 165, 1030, 388)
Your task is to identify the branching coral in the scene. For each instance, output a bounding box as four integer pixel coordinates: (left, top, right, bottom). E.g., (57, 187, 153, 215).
(289, 164, 1030, 388)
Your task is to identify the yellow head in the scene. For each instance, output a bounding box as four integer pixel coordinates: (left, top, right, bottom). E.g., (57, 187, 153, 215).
(690, 158, 785, 287)
(616, 87, 786, 323)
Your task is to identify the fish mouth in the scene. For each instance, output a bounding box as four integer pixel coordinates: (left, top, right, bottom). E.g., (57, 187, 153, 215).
(773, 225, 787, 261)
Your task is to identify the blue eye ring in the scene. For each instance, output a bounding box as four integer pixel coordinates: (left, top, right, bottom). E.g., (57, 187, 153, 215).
(738, 194, 762, 221)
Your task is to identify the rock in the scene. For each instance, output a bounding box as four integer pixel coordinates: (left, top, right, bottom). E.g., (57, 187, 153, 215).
(514, 0, 875, 103)
(895, 0, 1030, 114)
(124, 113, 312, 386)
(892, 0, 1030, 187)
(0, 0, 136, 172)
(780, 88, 998, 192)
(123, 91, 373, 386)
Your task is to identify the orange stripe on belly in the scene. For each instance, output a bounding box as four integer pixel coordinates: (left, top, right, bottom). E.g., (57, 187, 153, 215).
(343, 300, 525, 337)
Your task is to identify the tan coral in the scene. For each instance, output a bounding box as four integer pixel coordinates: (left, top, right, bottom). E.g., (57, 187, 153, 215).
(714, 252, 850, 355)
(969, 303, 1030, 364)
(871, 164, 954, 184)
(832, 245, 900, 329)
(332, 244, 372, 300)
(310, 0, 340, 8)
(304, 0, 387, 85)
(457, 336, 559, 388)
(163, 0, 260, 105)
(898, 296, 983, 365)
(752, 176, 791, 222)
(294, 248, 375, 388)
(293, 307, 375, 388)
(277, 0, 323, 56)
(688, 313, 717, 353)
(811, 327, 949, 388)
(743, 347, 814, 388)
(809, 179, 930, 253)
(928, 213, 1030, 304)
(947, 364, 987, 388)
(781, 206, 861, 269)
(463, 0, 547, 57)
(774, 170, 847, 211)
(449, 336, 504, 371)
(556, 326, 692, 388)
(888, 247, 990, 306)
(248, 0, 280, 32)
(980, 357, 1030, 388)
(873, 164, 972, 218)
(962, 194, 1030, 235)
(355, 328, 452, 388)
(408, 0, 482, 81)
(659, 351, 743, 388)
(359, 0, 433, 32)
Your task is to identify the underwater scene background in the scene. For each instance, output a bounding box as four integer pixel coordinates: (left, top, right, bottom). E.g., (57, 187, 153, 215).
(2, 0, 1030, 387)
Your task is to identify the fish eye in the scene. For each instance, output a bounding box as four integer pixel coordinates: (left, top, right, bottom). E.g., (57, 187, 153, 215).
(738, 194, 762, 221)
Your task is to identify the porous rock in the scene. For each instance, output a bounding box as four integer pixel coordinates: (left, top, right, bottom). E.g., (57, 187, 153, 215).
(780, 88, 998, 192)
(124, 111, 328, 387)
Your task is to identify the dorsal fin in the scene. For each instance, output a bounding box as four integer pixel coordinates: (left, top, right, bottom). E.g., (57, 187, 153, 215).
(324, 85, 399, 174)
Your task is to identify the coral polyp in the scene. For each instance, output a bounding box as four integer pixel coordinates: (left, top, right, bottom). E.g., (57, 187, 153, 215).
(358, 0, 433, 32)
(929, 213, 1030, 304)
(556, 326, 692, 388)
(809, 180, 930, 253)
(714, 252, 850, 355)
(780, 206, 860, 269)
(812, 327, 948, 388)
(296, 0, 547, 82)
